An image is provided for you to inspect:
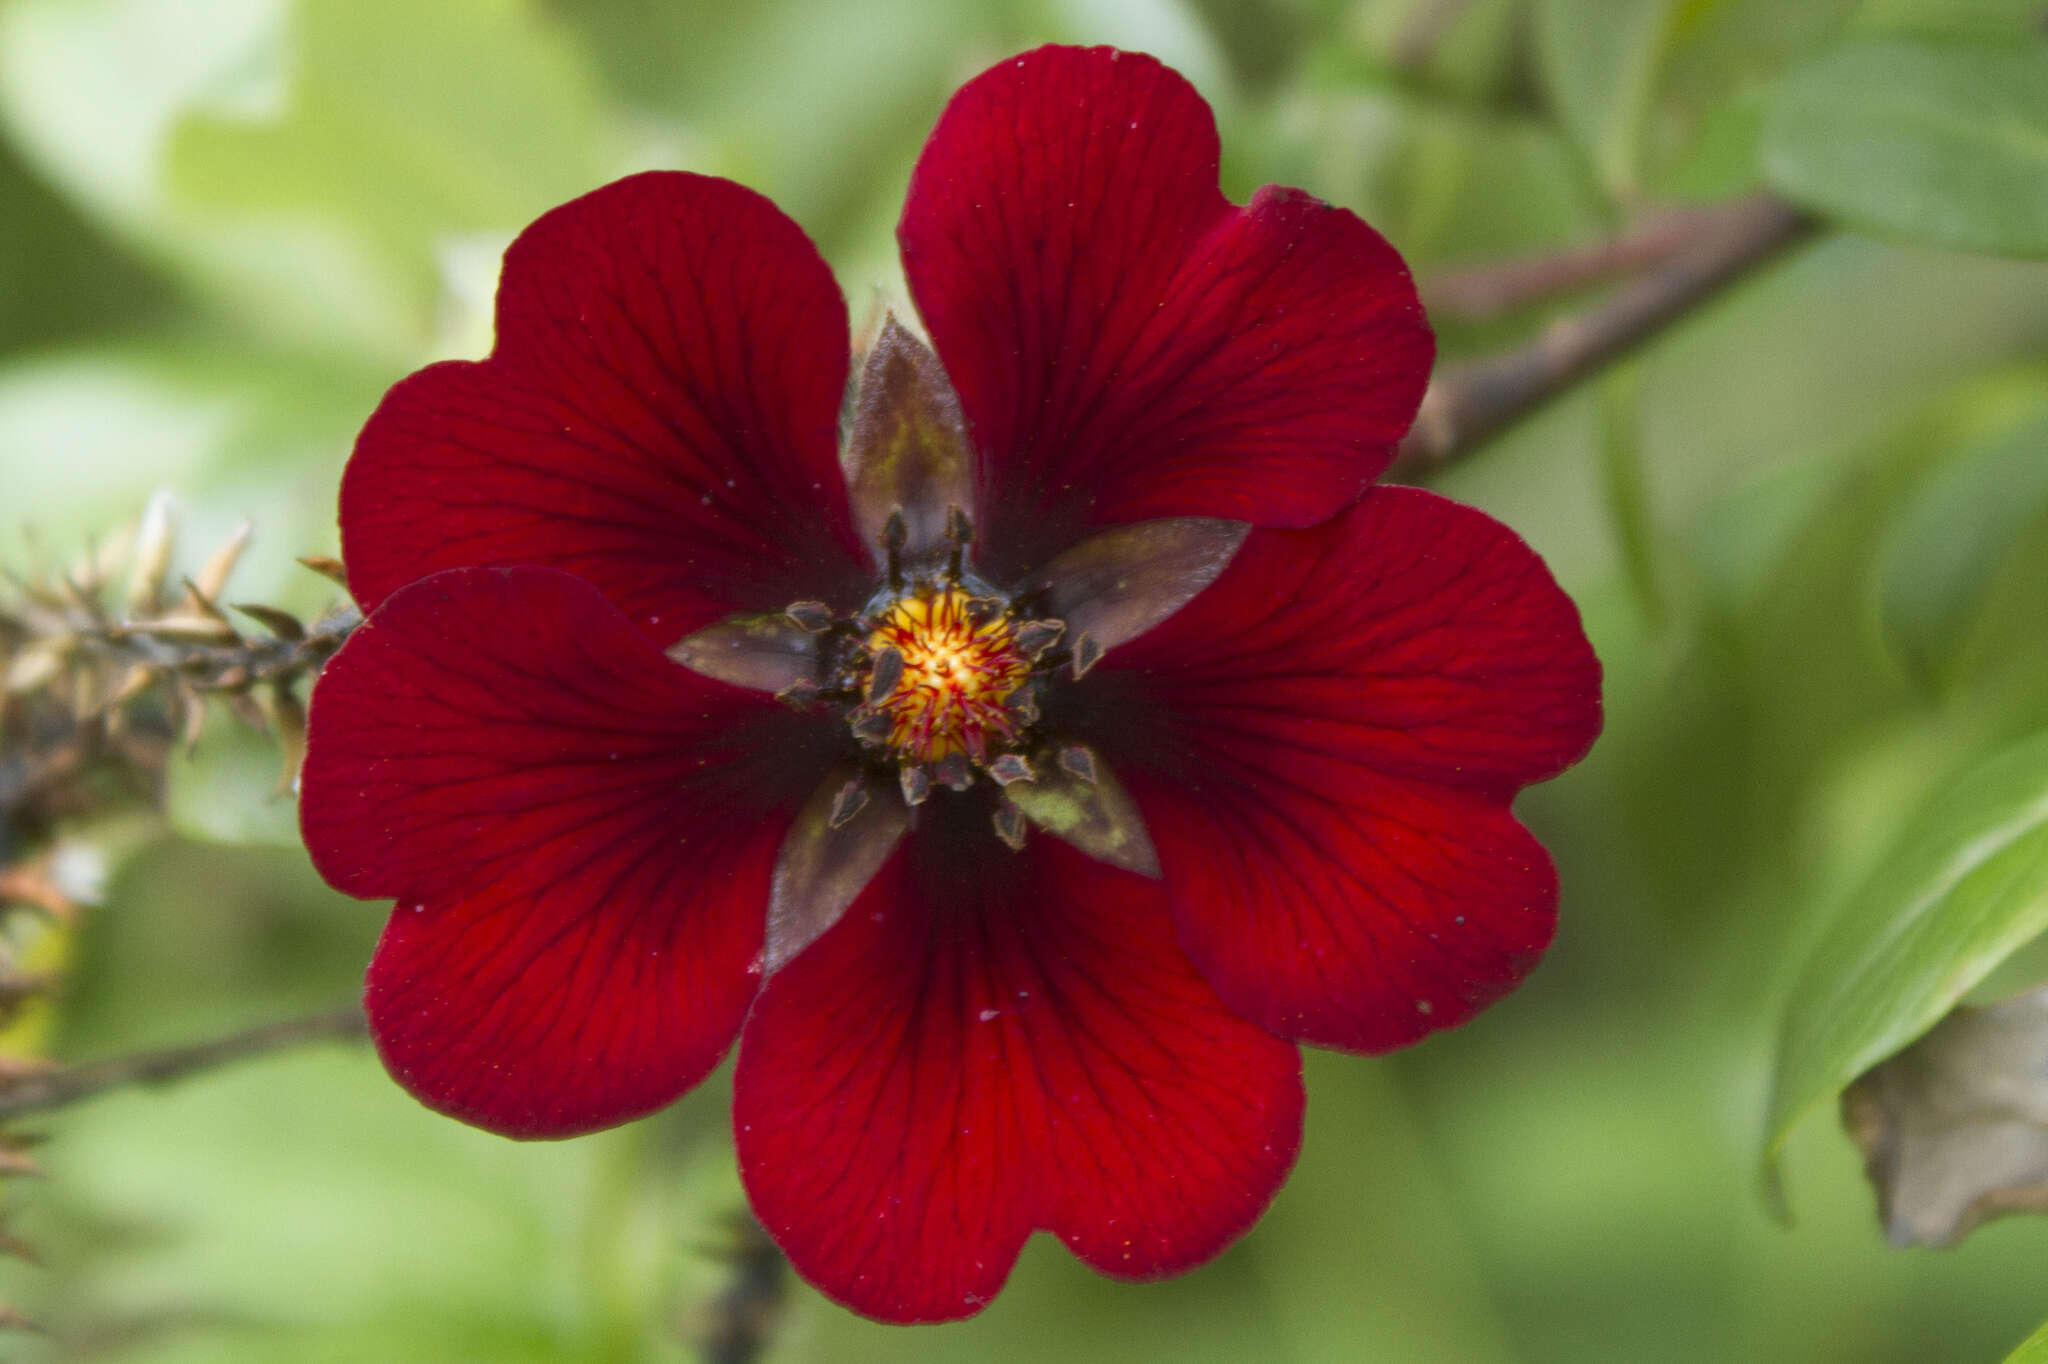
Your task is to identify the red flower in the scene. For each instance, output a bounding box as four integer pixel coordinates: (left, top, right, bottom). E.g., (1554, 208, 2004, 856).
(300, 45, 1599, 1323)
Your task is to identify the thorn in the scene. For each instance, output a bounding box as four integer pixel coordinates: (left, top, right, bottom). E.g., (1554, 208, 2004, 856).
(992, 801, 1027, 851)
(178, 687, 207, 755)
(899, 765, 931, 806)
(297, 554, 349, 588)
(774, 678, 821, 711)
(263, 684, 308, 794)
(866, 647, 905, 704)
(1071, 633, 1104, 679)
(944, 505, 972, 581)
(102, 664, 159, 714)
(189, 520, 252, 605)
(232, 602, 305, 641)
(933, 752, 973, 791)
(129, 613, 236, 644)
(827, 780, 869, 830)
(222, 690, 269, 735)
(1058, 745, 1099, 784)
(125, 492, 178, 611)
(784, 601, 834, 634)
(1011, 618, 1065, 657)
(987, 753, 1035, 786)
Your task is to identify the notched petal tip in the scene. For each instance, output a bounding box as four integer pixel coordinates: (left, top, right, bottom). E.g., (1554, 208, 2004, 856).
(1034, 518, 1249, 659)
(668, 614, 820, 694)
(1003, 746, 1160, 878)
(844, 316, 976, 565)
(765, 771, 910, 975)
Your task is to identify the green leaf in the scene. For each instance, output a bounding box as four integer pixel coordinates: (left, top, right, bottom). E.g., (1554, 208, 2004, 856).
(1854, 0, 2048, 42)
(0, 0, 612, 356)
(1877, 407, 2048, 692)
(2007, 1316, 2048, 1364)
(168, 0, 609, 290)
(1533, 0, 1680, 200)
(1763, 729, 2048, 1194)
(1761, 39, 2048, 258)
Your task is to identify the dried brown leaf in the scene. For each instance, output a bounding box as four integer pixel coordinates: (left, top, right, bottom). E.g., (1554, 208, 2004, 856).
(1843, 987, 2048, 1247)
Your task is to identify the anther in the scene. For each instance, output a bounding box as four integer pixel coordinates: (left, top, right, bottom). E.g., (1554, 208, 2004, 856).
(827, 779, 870, 830)
(1071, 632, 1104, 679)
(881, 507, 908, 590)
(1008, 687, 1040, 725)
(850, 710, 893, 745)
(964, 595, 1005, 624)
(774, 678, 821, 711)
(899, 765, 932, 806)
(785, 600, 834, 633)
(1058, 745, 1098, 785)
(992, 800, 1027, 851)
(933, 752, 973, 791)
(987, 753, 1035, 786)
(866, 646, 906, 704)
(1011, 618, 1065, 658)
(943, 505, 973, 582)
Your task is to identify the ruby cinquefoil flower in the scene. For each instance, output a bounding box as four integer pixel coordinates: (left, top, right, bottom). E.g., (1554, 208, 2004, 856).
(300, 45, 1600, 1323)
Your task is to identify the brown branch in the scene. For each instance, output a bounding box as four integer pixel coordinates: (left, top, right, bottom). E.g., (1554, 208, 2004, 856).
(1420, 201, 1769, 320)
(1394, 195, 1818, 478)
(0, 1004, 367, 1122)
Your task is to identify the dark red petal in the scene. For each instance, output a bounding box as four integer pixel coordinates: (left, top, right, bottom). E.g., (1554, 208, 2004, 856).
(342, 172, 866, 645)
(301, 566, 838, 1137)
(1081, 487, 1601, 1051)
(899, 46, 1433, 580)
(733, 805, 1303, 1323)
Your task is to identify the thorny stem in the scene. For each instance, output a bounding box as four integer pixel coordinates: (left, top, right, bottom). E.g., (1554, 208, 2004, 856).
(0, 1004, 368, 1122)
(1393, 195, 1818, 478)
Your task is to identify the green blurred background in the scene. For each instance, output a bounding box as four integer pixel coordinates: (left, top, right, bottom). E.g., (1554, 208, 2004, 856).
(3, 0, 2048, 1360)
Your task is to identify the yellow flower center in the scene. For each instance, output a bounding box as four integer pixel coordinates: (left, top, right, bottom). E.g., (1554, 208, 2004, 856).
(865, 586, 1030, 764)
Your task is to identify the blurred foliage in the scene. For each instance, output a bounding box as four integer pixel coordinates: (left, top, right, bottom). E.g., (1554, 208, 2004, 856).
(1765, 729, 2048, 1195)
(0, 0, 2046, 1360)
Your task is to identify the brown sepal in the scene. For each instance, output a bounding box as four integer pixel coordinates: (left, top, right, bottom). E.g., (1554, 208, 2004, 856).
(844, 317, 975, 566)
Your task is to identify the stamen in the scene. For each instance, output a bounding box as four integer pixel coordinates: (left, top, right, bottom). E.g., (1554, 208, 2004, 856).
(934, 752, 973, 791)
(827, 779, 869, 830)
(774, 678, 821, 711)
(943, 506, 972, 583)
(1011, 618, 1065, 658)
(859, 584, 1030, 766)
(1058, 745, 1098, 785)
(866, 646, 905, 705)
(785, 601, 834, 634)
(992, 800, 1027, 851)
(1071, 632, 1104, 679)
(899, 765, 932, 806)
(987, 753, 1034, 786)
(881, 508, 907, 591)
